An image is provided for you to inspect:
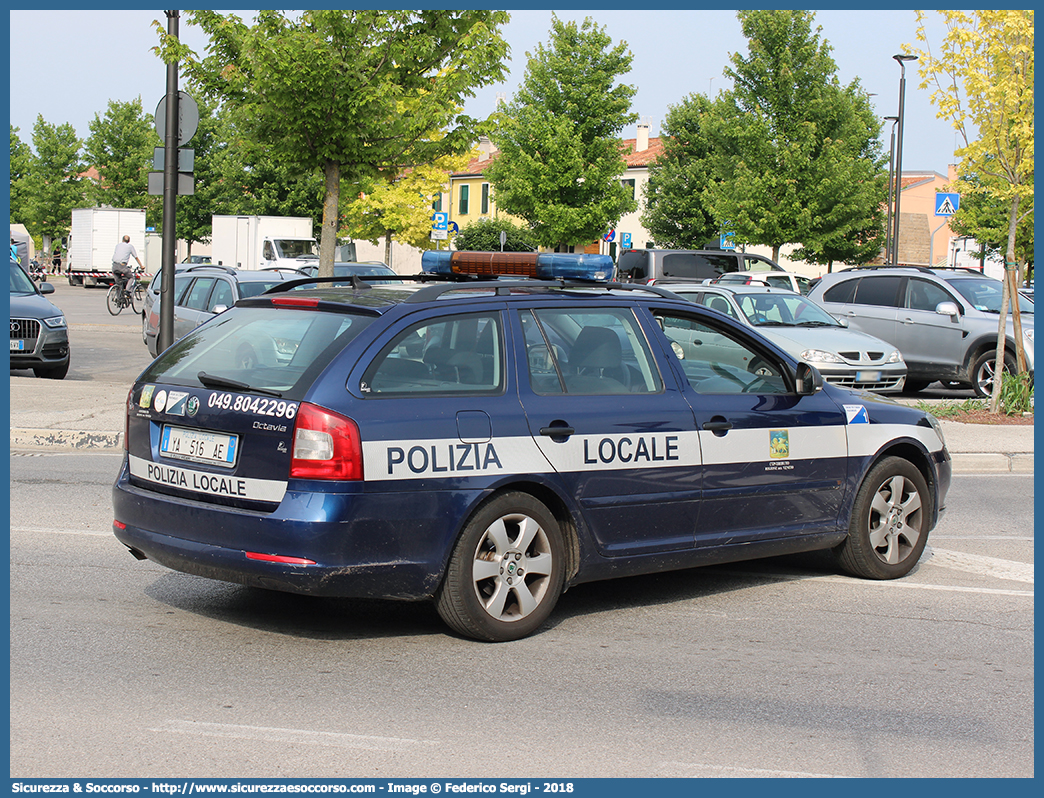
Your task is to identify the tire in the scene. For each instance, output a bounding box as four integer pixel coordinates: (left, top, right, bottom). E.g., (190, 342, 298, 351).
(34, 360, 69, 380)
(105, 284, 124, 316)
(971, 350, 1017, 398)
(900, 379, 931, 394)
(436, 492, 565, 642)
(835, 456, 931, 580)
(131, 283, 144, 313)
(141, 312, 149, 345)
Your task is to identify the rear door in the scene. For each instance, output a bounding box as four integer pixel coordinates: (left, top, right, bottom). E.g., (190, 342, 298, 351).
(829, 275, 902, 345)
(513, 303, 703, 557)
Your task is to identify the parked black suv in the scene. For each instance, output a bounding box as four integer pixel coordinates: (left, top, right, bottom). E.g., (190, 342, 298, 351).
(617, 248, 785, 285)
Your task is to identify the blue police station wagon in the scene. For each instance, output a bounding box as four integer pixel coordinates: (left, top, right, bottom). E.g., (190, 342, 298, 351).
(113, 252, 951, 641)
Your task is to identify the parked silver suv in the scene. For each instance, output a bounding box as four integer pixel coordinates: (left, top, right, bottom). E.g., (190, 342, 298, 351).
(808, 266, 1034, 396)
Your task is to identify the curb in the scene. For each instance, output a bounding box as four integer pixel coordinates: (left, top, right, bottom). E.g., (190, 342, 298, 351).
(7, 428, 1033, 473)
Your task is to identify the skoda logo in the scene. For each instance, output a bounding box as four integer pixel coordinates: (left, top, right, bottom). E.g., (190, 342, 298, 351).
(186, 396, 199, 417)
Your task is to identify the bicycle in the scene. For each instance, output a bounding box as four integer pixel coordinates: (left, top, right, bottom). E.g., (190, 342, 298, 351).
(106, 269, 145, 316)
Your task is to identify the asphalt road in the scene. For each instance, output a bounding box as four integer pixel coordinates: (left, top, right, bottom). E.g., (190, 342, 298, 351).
(9, 276, 1033, 779)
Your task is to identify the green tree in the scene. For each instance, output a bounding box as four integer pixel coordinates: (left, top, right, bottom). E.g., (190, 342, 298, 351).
(341, 149, 471, 266)
(640, 94, 718, 249)
(84, 97, 160, 222)
(948, 165, 1033, 272)
(701, 10, 886, 263)
(484, 15, 638, 250)
(911, 10, 1034, 410)
(27, 115, 85, 248)
(163, 9, 509, 276)
(10, 126, 34, 225)
(454, 217, 539, 252)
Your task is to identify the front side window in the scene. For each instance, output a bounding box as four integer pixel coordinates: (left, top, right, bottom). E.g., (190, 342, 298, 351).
(655, 310, 787, 395)
(907, 278, 955, 312)
(362, 312, 503, 396)
(521, 307, 662, 395)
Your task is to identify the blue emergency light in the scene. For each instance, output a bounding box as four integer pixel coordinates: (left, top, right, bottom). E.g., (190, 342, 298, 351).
(421, 251, 614, 282)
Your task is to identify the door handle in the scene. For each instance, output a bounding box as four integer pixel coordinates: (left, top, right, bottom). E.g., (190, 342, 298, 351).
(702, 417, 733, 436)
(540, 425, 575, 438)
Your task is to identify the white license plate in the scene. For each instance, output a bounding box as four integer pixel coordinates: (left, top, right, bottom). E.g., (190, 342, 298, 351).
(161, 426, 238, 467)
(856, 370, 882, 382)
(10, 339, 25, 352)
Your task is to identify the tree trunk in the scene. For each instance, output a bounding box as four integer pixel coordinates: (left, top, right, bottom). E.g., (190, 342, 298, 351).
(988, 194, 1026, 412)
(319, 160, 340, 278)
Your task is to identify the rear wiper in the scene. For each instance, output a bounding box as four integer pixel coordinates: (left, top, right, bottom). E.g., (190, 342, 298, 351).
(197, 371, 283, 398)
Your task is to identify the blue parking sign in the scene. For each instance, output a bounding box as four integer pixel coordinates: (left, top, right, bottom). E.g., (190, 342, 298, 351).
(432, 212, 448, 230)
(621, 232, 632, 249)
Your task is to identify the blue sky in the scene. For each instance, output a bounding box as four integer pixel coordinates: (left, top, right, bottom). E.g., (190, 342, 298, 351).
(9, 8, 959, 177)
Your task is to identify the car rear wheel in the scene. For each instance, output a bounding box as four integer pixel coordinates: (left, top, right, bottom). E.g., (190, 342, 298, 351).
(835, 456, 930, 580)
(972, 350, 1017, 397)
(436, 492, 565, 642)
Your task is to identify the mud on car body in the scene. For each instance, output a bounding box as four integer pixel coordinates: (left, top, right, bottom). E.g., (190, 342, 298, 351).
(113, 251, 951, 641)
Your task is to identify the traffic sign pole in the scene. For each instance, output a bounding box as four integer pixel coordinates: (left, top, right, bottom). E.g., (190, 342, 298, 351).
(158, 11, 180, 355)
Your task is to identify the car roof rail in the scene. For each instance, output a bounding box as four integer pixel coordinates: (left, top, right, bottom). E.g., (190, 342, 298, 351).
(260, 266, 311, 275)
(839, 264, 935, 275)
(186, 264, 238, 275)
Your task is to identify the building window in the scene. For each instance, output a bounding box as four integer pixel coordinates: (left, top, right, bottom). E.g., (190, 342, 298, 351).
(481, 183, 490, 215)
(459, 185, 469, 215)
(432, 193, 442, 213)
(622, 179, 635, 201)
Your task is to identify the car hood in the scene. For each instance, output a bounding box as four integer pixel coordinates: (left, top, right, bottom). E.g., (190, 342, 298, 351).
(9, 291, 64, 320)
(756, 325, 897, 355)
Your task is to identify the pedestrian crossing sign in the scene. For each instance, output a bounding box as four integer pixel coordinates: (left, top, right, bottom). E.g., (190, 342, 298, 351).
(935, 193, 959, 216)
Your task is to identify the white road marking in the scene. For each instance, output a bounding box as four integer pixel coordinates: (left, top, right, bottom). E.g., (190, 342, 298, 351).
(924, 546, 1034, 584)
(10, 526, 111, 537)
(664, 761, 849, 778)
(150, 720, 439, 751)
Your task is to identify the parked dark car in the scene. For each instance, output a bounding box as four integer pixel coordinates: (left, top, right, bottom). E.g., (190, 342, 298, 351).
(617, 248, 785, 285)
(9, 258, 70, 379)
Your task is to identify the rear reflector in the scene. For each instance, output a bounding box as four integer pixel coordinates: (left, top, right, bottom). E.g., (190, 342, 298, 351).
(290, 402, 363, 480)
(245, 551, 317, 565)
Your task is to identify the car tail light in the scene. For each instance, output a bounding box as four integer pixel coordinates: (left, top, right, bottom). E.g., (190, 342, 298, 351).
(289, 402, 363, 480)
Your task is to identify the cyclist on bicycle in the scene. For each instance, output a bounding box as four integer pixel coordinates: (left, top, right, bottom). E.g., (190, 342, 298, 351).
(111, 235, 143, 295)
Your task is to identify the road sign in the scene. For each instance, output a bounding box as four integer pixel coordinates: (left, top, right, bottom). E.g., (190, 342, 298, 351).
(432, 212, 448, 231)
(720, 227, 736, 250)
(152, 147, 194, 172)
(154, 91, 199, 147)
(603, 227, 615, 243)
(448, 221, 459, 234)
(621, 232, 632, 249)
(935, 193, 960, 216)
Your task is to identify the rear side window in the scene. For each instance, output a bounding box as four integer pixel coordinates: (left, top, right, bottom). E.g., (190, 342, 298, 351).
(853, 276, 903, 308)
(822, 278, 857, 304)
(362, 312, 503, 396)
(617, 251, 648, 281)
(662, 253, 736, 279)
(521, 308, 662, 395)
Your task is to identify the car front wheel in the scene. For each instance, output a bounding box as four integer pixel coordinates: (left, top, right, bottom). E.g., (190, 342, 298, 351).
(436, 492, 565, 642)
(835, 457, 931, 580)
(972, 350, 1017, 397)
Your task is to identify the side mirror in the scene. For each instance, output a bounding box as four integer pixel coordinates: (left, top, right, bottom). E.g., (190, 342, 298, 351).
(39, 282, 55, 294)
(212, 305, 229, 314)
(936, 301, 960, 317)
(795, 362, 823, 395)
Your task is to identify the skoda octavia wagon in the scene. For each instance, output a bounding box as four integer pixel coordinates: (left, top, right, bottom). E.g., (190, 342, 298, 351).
(113, 252, 951, 641)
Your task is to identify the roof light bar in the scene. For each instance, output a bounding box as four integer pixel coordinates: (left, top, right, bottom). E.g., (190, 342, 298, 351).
(422, 251, 614, 282)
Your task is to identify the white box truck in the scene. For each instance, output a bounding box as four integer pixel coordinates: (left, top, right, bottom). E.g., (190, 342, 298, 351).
(210, 215, 318, 271)
(67, 207, 147, 287)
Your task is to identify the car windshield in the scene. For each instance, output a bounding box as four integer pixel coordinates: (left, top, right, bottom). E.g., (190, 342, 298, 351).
(275, 239, 318, 259)
(10, 261, 36, 293)
(735, 293, 840, 327)
(949, 276, 1034, 314)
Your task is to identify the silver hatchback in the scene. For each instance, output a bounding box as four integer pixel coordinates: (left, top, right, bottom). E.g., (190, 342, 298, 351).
(808, 266, 1034, 396)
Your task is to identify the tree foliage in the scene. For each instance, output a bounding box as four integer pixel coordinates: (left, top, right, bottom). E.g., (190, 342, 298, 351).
(164, 9, 510, 276)
(484, 15, 638, 250)
(26, 115, 85, 245)
(84, 97, 160, 223)
(640, 94, 718, 249)
(341, 149, 472, 265)
(699, 10, 886, 263)
(9, 126, 35, 225)
(454, 217, 539, 252)
(911, 10, 1034, 407)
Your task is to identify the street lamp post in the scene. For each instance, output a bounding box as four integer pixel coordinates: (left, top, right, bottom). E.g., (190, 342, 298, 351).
(892, 54, 918, 266)
(883, 116, 899, 264)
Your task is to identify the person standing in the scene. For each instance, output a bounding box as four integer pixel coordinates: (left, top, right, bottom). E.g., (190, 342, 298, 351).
(111, 235, 143, 294)
(51, 246, 62, 274)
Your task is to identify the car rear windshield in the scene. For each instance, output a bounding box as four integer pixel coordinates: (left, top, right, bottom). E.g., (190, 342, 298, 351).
(138, 306, 375, 399)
